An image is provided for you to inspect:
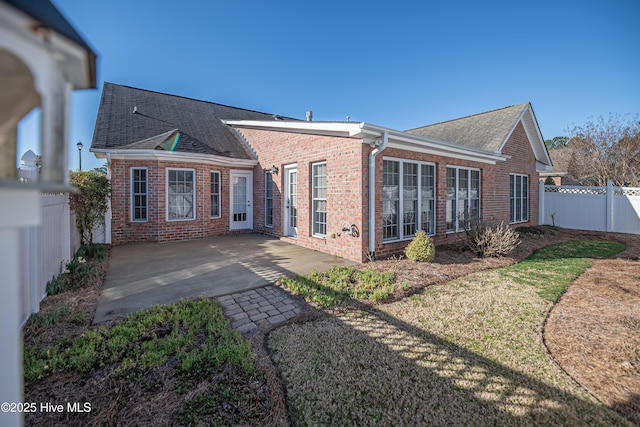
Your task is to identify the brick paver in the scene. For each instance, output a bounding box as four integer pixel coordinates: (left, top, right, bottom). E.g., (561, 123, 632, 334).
(217, 284, 312, 333)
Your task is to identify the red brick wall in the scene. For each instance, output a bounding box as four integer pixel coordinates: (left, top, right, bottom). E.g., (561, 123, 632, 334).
(109, 158, 251, 244)
(109, 121, 540, 263)
(372, 122, 540, 259)
(239, 128, 367, 262)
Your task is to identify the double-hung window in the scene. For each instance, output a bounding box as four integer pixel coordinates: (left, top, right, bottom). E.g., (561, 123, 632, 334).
(510, 174, 529, 223)
(265, 171, 274, 227)
(167, 168, 195, 221)
(383, 159, 436, 241)
(446, 166, 480, 232)
(131, 168, 148, 222)
(210, 171, 220, 218)
(312, 162, 327, 237)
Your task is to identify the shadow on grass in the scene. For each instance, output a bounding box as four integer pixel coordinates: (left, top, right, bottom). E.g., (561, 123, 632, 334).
(269, 301, 628, 426)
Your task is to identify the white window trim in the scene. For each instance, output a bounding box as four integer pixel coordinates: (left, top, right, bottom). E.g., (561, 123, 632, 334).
(382, 157, 436, 243)
(210, 171, 221, 219)
(166, 167, 196, 222)
(446, 165, 481, 233)
(312, 161, 327, 238)
(265, 171, 273, 228)
(130, 167, 148, 222)
(510, 173, 529, 224)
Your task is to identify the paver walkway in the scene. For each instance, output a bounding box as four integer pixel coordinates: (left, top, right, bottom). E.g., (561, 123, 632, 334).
(217, 284, 313, 333)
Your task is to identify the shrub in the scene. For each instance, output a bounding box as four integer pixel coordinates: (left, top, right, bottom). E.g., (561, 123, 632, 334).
(464, 218, 520, 258)
(404, 230, 436, 262)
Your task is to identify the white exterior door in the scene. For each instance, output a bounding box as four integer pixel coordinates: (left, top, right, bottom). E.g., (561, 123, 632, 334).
(230, 170, 253, 230)
(284, 166, 298, 237)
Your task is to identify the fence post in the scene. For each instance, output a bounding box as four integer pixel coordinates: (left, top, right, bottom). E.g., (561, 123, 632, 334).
(606, 180, 614, 232)
(539, 180, 545, 225)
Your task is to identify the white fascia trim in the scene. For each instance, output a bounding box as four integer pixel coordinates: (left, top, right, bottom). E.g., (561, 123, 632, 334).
(354, 122, 506, 163)
(536, 161, 554, 172)
(223, 120, 366, 138)
(386, 141, 504, 164)
(91, 149, 258, 167)
(498, 105, 552, 168)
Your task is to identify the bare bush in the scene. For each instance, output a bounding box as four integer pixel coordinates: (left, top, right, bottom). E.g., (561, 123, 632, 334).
(464, 218, 520, 257)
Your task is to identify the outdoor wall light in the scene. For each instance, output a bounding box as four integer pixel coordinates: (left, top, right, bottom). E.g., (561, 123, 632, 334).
(270, 165, 279, 175)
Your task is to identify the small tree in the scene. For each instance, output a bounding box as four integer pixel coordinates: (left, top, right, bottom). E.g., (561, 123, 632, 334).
(69, 170, 110, 245)
(544, 176, 556, 185)
(566, 115, 640, 187)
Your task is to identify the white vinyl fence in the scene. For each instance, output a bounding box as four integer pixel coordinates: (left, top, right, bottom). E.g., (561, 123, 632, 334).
(19, 193, 81, 324)
(539, 180, 640, 234)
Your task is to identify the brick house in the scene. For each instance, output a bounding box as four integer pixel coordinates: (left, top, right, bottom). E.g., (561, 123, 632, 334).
(91, 83, 552, 262)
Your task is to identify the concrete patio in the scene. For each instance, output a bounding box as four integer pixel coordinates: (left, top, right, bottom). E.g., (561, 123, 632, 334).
(93, 233, 352, 323)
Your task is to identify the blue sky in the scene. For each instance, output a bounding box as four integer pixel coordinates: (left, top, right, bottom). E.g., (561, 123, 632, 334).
(18, 0, 640, 172)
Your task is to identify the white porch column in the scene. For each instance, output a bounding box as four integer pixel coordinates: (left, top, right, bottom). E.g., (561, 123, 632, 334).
(40, 68, 71, 186)
(0, 188, 40, 427)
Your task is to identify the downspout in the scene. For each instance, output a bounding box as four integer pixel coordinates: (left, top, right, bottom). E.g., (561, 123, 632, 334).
(105, 153, 112, 244)
(368, 132, 388, 259)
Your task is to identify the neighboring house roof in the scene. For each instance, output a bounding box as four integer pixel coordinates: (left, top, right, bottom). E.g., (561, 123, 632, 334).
(406, 102, 552, 170)
(2, 0, 97, 87)
(91, 83, 288, 160)
(542, 147, 574, 176)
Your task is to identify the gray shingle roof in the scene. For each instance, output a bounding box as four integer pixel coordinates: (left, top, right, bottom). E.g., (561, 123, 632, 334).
(405, 103, 530, 152)
(91, 83, 289, 159)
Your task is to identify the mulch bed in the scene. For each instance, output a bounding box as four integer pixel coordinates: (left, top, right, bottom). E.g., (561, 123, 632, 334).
(545, 252, 640, 425)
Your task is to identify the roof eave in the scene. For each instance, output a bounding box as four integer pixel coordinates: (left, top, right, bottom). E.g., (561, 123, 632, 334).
(91, 148, 258, 167)
(499, 104, 552, 168)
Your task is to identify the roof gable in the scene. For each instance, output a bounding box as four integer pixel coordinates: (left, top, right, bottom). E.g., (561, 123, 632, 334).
(406, 102, 552, 169)
(91, 83, 286, 160)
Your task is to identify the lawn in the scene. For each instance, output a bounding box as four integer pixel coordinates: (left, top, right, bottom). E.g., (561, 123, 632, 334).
(269, 239, 633, 426)
(23, 231, 638, 425)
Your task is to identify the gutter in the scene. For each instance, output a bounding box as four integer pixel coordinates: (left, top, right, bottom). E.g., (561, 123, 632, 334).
(90, 148, 258, 168)
(368, 131, 388, 259)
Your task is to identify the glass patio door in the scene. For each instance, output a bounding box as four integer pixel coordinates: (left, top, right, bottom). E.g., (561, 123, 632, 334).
(229, 170, 253, 230)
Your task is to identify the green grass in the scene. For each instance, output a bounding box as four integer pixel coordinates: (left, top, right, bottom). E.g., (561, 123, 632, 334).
(24, 298, 254, 382)
(269, 239, 631, 426)
(501, 239, 625, 302)
(279, 266, 403, 308)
